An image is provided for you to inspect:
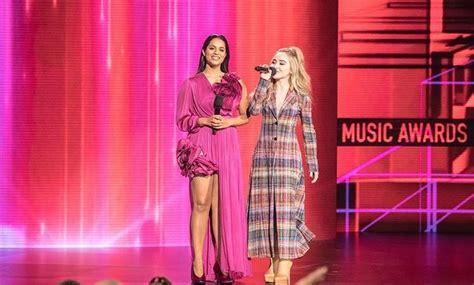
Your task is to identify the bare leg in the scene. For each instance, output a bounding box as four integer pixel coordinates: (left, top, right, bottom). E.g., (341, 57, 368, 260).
(191, 176, 213, 277)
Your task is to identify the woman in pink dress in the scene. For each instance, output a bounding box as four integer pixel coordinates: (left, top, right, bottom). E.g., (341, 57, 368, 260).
(176, 35, 251, 284)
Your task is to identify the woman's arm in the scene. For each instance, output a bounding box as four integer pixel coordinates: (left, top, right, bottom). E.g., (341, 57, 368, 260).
(300, 95, 319, 180)
(176, 79, 201, 132)
(228, 79, 250, 127)
(176, 79, 215, 131)
(248, 78, 270, 116)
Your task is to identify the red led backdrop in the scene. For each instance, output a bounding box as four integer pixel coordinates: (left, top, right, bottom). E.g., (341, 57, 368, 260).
(3, 0, 471, 250)
(0, 0, 337, 248)
(337, 0, 474, 232)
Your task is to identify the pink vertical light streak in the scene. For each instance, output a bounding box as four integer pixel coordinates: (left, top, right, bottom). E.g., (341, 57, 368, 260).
(25, 0, 31, 14)
(63, 8, 70, 246)
(146, 0, 152, 213)
(80, 0, 86, 244)
(154, 0, 162, 230)
(0, 0, 12, 231)
(96, 0, 111, 245)
(107, 0, 111, 69)
(1, 0, 341, 247)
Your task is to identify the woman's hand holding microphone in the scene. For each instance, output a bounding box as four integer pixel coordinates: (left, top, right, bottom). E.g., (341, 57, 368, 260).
(255, 64, 276, 80)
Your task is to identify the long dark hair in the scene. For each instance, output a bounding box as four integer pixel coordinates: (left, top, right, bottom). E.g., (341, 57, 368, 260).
(197, 34, 230, 73)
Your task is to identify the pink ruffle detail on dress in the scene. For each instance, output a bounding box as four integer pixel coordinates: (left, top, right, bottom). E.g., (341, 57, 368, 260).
(176, 138, 218, 178)
(211, 73, 242, 111)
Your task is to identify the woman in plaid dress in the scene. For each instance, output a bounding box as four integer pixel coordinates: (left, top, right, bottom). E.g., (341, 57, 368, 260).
(247, 47, 319, 285)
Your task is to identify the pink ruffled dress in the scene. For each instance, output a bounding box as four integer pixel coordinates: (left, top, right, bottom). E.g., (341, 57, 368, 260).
(176, 72, 251, 280)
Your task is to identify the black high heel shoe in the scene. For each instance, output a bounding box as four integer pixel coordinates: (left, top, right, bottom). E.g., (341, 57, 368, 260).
(214, 263, 234, 284)
(191, 266, 206, 284)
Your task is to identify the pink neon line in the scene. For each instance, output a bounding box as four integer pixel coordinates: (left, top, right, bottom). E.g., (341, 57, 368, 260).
(427, 146, 432, 180)
(419, 79, 424, 118)
(423, 81, 474, 85)
(427, 145, 432, 232)
(422, 59, 474, 83)
(425, 194, 474, 232)
(345, 179, 349, 232)
(432, 182, 438, 233)
(346, 173, 474, 178)
(337, 209, 474, 214)
(418, 80, 424, 221)
(422, 69, 456, 84)
(427, 182, 431, 231)
(337, 146, 401, 183)
(360, 185, 428, 232)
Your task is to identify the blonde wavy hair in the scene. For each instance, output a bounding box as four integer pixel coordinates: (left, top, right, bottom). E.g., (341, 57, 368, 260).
(270, 46, 312, 99)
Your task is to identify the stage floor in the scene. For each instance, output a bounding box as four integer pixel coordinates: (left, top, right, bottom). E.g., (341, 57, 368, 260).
(0, 234, 472, 284)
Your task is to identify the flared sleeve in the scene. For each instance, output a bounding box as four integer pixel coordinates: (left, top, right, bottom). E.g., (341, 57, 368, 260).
(176, 79, 200, 133)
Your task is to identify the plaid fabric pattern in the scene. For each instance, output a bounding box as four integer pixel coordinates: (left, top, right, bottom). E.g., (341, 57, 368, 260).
(247, 78, 318, 259)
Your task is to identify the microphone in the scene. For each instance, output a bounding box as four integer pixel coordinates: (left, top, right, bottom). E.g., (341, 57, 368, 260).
(255, 66, 276, 76)
(212, 95, 224, 135)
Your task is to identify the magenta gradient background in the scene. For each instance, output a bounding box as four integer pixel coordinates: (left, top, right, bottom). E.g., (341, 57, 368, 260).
(0, 1, 338, 248)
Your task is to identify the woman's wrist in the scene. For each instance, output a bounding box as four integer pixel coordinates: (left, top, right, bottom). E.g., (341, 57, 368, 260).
(231, 115, 249, 127)
(232, 116, 243, 126)
(198, 117, 209, 127)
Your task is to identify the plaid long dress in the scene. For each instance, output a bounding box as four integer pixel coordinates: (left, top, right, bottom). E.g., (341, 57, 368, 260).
(247, 78, 319, 259)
